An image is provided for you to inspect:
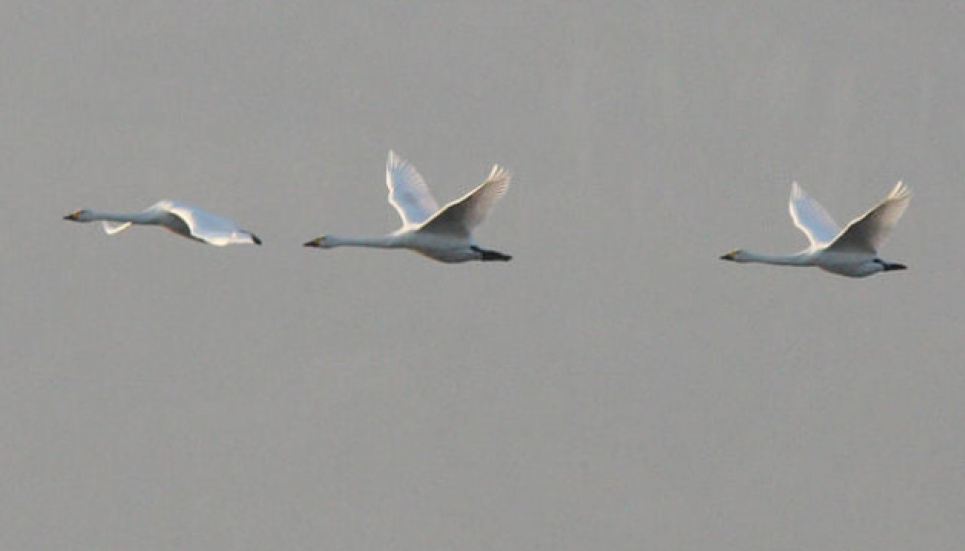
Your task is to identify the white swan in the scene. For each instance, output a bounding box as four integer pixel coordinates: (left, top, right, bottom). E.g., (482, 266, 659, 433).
(304, 151, 512, 263)
(720, 181, 911, 277)
(64, 200, 262, 246)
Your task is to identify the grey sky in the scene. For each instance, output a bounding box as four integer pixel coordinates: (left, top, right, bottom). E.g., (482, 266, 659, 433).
(3, 2, 963, 549)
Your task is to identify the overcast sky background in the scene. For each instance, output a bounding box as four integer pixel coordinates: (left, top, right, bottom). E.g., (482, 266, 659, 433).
(2, 2, 964, 549)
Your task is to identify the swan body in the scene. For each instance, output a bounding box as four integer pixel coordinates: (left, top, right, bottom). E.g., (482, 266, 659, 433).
(721, 182, 910, 278)
(304, 151, 512, 263)
(64, 200, 261, 246)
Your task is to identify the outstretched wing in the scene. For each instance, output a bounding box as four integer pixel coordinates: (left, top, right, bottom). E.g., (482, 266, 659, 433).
(101, 221, 133, 235)
(386, 150, 439, 226)
(159, 200, 260, 246)
(788, 182, 841, 247)
(826, 181, 911, 254)
(418, 165, 511, 238)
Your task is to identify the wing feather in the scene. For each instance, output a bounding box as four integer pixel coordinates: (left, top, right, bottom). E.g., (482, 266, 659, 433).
(159, 200, 259, 246)
(788, 182, 841, 246)
(101, 221, 133, 235)
(418, 165, 511, 238)
(386, 151, 439, 226)
(826, 181, 911, 253)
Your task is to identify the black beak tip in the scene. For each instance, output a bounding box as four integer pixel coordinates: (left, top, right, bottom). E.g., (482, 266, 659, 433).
(251, 235, 262, 245)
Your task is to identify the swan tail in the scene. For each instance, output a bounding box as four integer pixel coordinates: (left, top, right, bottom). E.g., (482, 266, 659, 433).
(101, 221, 133, 235)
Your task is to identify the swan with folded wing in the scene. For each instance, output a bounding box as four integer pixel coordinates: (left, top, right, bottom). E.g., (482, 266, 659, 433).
(64, 200, 261, 246)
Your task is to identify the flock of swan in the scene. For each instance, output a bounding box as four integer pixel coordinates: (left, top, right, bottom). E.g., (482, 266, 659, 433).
(65, 150, 912, 277)
(65, 151, 512, 264)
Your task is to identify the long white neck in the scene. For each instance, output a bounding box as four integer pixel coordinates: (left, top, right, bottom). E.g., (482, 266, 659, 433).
(82, 210, 158, 225)
(324, 234, 402, 249)
(736, 250, 814, 266)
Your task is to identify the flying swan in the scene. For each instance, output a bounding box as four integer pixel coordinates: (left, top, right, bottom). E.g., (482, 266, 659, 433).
(720, 181, 911, 277)
(304, 151, 512, 263)
(64, 200, 262, 246)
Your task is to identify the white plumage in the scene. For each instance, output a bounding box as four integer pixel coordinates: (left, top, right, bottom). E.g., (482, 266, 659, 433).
(721, 182, 911, 277)
(64, 200, 262, 246)
(304, 151, 512, 263)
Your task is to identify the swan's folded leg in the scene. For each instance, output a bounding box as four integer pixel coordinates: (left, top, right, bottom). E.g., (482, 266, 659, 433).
(471, 246, 511, 261)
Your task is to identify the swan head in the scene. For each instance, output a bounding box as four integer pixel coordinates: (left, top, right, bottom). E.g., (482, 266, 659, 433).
(303, 236, 334, 248)
(64, 209, 91, 222)
(719, 249, 750, 263)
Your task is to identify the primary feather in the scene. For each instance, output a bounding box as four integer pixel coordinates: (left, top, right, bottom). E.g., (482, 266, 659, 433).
(159, 200, 261, 246)
(419, 165, 511, 238)
(788, 181, 841, 246)
(386, 150, 440, 226)
(825, 181, 911, 254)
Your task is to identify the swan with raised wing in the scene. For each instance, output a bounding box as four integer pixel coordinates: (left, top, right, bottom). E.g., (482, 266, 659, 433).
(304, 151, 512, 263)
(720, 182, 910, 277)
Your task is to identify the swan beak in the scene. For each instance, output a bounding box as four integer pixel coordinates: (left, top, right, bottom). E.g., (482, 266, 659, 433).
(64, 212, 79, 221)
(303, 237, 322, 247)
(720, 251, 736, 261)
(884, 263, 907, 271)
